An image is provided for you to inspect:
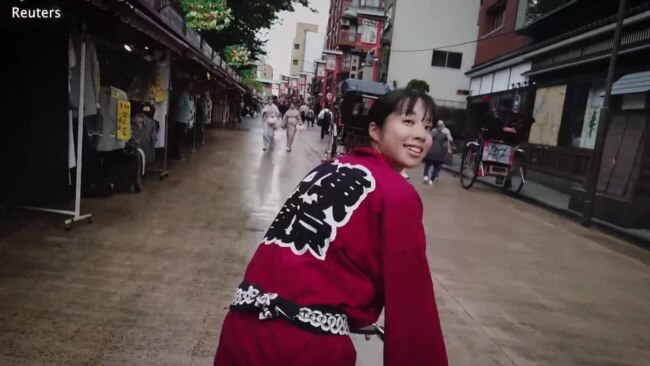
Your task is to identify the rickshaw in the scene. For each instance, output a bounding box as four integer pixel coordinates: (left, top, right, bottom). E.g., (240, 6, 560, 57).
(325, 79, 391, 159)
(460, 109, 535, 194)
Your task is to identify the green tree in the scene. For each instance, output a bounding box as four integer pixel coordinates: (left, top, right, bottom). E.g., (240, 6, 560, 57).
(199, 0, 313, 59)
(406, 79, 430, 94)
(240, 68, 264, 93)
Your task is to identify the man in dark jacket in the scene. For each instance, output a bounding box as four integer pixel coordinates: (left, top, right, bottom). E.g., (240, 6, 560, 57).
(423, 121, 450, 185)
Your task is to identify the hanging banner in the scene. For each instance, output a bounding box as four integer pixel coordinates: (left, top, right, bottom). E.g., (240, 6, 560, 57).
(153, 74, 165, 103)
(316, 64, 326, 77)
(117, 100, 132, 140)
(579, 84, 605, 149)
(361, 19, 378, 44)
(326, 55, 336, 71)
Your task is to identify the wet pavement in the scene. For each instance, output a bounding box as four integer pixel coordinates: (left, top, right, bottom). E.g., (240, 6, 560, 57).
(1, 116, 649, 366)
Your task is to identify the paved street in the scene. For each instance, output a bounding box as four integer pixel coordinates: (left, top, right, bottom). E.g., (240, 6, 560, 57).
(1, 116, 649, 366)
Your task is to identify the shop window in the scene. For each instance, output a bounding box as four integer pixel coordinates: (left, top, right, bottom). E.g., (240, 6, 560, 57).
(525, 0, 576, 25)
(361, 0, 380, 8)
(447, 52, 463, 69)
(490, 7, 505, 31)
(431, 51, 463, 69)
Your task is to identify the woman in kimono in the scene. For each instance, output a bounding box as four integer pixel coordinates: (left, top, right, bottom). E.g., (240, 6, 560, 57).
(214, 88, 448, 366)
(261, 97, 280, 151)
(282, 102, 303, 152)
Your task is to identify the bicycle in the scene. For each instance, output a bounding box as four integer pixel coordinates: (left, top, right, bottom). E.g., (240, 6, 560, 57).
(460, 110, 535, 194)
(325, 121, 340, 159)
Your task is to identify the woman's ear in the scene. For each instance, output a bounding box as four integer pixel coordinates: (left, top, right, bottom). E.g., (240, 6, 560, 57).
(368, 121, 381, 143)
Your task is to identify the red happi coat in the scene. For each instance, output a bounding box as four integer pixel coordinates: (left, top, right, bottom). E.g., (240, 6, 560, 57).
(215, 147, 448, 366)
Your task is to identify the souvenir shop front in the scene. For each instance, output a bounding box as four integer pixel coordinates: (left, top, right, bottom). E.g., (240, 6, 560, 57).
(0, 0, 245, 229)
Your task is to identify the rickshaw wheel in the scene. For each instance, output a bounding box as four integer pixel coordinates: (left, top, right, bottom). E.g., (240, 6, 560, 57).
(505, 156, 526, 194)
(460, 148, 479, 189)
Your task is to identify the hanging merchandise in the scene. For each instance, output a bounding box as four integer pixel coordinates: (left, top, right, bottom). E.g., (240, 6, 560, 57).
(68, 38, 78, 170)
(153, 74, 165, 103)
(131, 113, 158, 165)
(202, 90, 212, 125)
(180, 0, 232, 31)
(97, 86, 128, 152)
(70, 35, 100, 117)
(154, 51, 171, 148)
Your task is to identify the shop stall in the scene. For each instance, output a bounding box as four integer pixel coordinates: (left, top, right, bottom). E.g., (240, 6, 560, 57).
(1, 0, 248, 229)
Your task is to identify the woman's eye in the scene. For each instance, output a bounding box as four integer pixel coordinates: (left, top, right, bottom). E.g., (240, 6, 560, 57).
(403, 119, 415, 126)
(425, 126, 433, 131)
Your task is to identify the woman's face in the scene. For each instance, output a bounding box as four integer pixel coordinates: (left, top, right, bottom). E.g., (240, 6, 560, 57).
(290, 103, 295, 109)
(369, 98, 433, 171)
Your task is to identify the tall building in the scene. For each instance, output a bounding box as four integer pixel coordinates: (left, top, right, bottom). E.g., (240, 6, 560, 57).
(383, 0, 480, 111)
(253, 56, 275, 79)
(318, 0, 387, 104)
(264, 64, 274, 79)
(302, 31, 326, 74)
(301, 31, 325, 101)
(290, 22, 319, 76)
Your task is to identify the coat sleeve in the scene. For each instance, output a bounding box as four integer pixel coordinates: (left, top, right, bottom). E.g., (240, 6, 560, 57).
(380, 192, 448, 366)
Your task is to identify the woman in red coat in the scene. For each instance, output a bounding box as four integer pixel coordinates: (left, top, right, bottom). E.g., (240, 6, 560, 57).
(214, 88, 448, 366)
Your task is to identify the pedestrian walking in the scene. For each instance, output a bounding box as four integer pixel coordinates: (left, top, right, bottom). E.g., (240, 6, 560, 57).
(423, 121, 451, 185)
(307, 107, 315, 127)
(283, 102, 302, 152)
(170, 80, 195, 160)
(317, 103, 333, 140)
(437, 120, 454, 165)
(299, 103, 309, 122)
(261, 97, 280, 151)
(279, 100, 289, 119)
(214, 88, 448, 366)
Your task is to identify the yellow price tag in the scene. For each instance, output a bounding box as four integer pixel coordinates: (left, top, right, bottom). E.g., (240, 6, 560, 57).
(153, 73, 165, 103)
(117, 100, 131, 141)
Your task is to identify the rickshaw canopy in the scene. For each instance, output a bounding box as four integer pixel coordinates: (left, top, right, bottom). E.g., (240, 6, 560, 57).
(339, 79, 391, 98)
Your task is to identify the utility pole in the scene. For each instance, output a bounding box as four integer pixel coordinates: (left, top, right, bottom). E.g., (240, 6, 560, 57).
(581, 0, 627, 227)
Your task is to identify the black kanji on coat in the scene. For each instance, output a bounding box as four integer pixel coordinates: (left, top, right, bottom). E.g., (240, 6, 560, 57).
(263, 160, 376, 260)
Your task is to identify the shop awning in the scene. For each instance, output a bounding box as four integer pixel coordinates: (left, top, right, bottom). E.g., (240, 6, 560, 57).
(611, 71, 650, 95)
(110, 0, 248, 92)
(257, 78, 282, 85)
(339, 79, 390, 97)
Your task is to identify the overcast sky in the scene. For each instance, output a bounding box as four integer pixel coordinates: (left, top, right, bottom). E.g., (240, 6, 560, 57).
(260, 0, 330, 79)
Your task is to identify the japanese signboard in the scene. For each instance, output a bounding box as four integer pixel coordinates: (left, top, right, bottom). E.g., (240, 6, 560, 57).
(326, 55, 336, 71)
(316, 63, 326, 77)
(361, 19, 378, 44)
(116, 100, 132, 141)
